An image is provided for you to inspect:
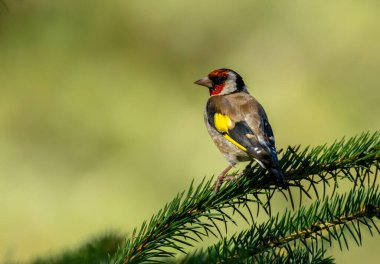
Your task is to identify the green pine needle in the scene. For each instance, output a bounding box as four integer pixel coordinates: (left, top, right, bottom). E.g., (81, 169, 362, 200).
(30, 233, 123, 264)
(178, 247, 335, 264)
(111, 131, 380, 263)
(183, 186, 380, 263)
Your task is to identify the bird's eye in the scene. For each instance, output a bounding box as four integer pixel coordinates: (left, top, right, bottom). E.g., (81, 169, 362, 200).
(213, 76, 227, 85)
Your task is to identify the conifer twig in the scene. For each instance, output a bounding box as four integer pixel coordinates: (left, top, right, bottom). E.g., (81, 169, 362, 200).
(184, 186, 380, 263)
(111, 132, 380, 264)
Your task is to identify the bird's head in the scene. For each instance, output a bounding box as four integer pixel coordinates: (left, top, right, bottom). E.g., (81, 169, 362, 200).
(194, 68, 247, 96)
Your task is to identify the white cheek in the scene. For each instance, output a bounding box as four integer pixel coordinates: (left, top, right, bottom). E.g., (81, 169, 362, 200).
(220, 79, 237, 95)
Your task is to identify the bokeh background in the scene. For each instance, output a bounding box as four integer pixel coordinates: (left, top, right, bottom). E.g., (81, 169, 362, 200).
(1, 0, 379, 263)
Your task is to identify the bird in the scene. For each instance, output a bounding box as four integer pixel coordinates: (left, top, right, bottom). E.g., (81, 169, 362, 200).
(194, 68, 286, 192)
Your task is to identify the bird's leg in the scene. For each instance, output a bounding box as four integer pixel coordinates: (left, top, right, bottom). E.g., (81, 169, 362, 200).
(223, 160, 253, 182)
(214, 164, 234, 192)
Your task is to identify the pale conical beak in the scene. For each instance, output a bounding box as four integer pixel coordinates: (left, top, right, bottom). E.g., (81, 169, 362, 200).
(194, 76, 212, 88)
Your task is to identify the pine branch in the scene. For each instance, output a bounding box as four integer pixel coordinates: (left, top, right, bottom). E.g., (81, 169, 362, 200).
(181, 186, 380, 263)
(29, 233, 122, 264)
(111, 132, 380, 264)
(178, 247, 335, 264)
(280, 132, 380, 197)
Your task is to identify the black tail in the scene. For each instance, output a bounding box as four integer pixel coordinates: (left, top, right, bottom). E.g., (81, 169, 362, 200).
(268, 167, 288, 188)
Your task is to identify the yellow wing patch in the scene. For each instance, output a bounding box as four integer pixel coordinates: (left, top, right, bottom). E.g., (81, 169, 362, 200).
(214, 113, 247, 152)
(214, 113, 231, 133)
(223, 134, 248, 152)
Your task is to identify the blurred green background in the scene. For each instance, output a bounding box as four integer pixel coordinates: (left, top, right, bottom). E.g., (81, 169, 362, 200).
(0, 0, 379, 263)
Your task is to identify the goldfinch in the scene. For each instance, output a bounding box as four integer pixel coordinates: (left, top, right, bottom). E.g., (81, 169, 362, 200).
(194, 68, 286, 192)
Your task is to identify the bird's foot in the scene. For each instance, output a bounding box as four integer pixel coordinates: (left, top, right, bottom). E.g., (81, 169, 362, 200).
(213, 164, 234, 192)
(223, 172, 244, 182)
(214, 162, 253, 192)
(213, 176, 224, 193)
(220, 171, 245, 190)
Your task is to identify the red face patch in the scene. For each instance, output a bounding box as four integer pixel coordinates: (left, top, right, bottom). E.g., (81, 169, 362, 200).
(210, 84, 225, 96)
(208, 70, 229, 96)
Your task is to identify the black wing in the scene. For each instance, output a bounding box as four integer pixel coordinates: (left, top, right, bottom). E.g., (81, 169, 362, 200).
(206, 100, 276, 168)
